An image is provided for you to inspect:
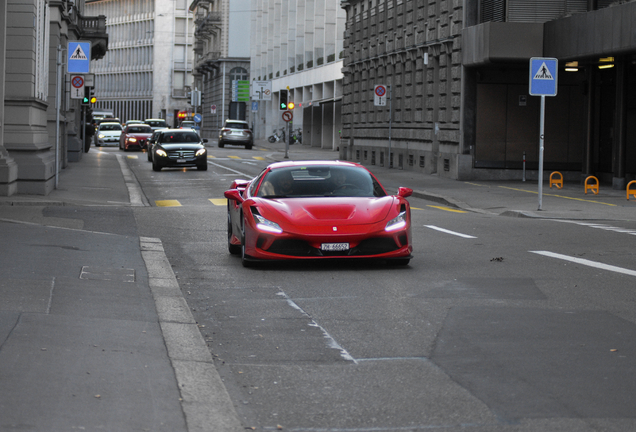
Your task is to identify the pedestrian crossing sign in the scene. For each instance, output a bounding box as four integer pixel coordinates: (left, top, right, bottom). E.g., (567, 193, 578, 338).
(529, 57, 558, 96)
(67, 41, 91, 74)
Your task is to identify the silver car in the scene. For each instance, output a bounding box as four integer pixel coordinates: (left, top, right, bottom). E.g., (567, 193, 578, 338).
(218, 119, 253, 149)
(94, 122, 123, 146)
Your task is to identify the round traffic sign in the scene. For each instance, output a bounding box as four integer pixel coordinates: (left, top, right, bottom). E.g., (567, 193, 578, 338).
(282, 110, 293, 122)
(375, 85, 386, 97)
(193, 113, 202, 123)
(72, 75, 84, 88)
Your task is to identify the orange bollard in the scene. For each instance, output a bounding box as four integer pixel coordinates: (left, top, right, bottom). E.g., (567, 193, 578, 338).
(627, 180, 636, 200)
(585, 176, 599, 195)
(549, 172, 563, 189)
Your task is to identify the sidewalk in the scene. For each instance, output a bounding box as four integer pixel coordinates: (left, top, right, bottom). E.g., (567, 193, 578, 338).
(0, 150, 242, 432)
(252, 137, 636, 221)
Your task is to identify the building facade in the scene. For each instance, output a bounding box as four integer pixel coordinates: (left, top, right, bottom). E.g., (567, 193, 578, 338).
(189, 0, 251, 141)
(0, 0, 108, 196)
(339, 0, 636, 188)
(249, 0, 346, 148)
(85, 0, 194, 127)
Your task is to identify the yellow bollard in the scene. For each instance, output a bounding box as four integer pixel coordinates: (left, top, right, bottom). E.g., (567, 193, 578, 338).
(585, 176, 599, 195)
(627, 180, 636, 200)
(549, 172, 563, 189)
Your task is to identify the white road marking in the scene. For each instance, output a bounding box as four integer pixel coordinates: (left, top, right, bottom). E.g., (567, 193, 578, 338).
(424, 225, 477, 239)
(277, 291, 356, 363)
(207, 160, 252, 177)
(530, 251, 636, 277)
(553, 220, 636, 236)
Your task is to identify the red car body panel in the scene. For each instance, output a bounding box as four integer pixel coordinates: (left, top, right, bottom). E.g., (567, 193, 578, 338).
(225, 161, 413, 265)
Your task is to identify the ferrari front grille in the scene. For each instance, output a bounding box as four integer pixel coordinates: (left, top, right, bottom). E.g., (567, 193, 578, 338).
(262, 237, 400, 257)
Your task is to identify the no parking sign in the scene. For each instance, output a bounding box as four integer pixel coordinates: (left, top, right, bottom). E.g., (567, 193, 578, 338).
(374, 85, 387, 106)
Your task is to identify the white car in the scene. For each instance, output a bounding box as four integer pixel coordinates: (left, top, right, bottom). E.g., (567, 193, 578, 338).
(94, 122, 123, 147)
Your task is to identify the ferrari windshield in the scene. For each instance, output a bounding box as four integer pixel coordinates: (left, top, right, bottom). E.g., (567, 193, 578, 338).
(256, 165, 386, 198)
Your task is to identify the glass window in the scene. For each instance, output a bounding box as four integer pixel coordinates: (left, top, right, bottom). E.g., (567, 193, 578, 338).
(257, 166, 386, 198)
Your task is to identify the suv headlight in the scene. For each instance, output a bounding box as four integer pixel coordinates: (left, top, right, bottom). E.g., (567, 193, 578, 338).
(195, 148, 206, 156)
(156, 149, 167, 157)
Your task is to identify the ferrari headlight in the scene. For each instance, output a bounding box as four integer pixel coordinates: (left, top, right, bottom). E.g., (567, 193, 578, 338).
(156, 149, 168, 157)
(195, 148, 206, 156)
(385, 211, 407, 232)
(254, 214, 283, 234)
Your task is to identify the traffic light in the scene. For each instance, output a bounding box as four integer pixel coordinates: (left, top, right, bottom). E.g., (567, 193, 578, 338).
(82, 87, 90, 105)
(89, 87, 96, 104)
(287, 101, 295, 109)
(279, 90, 288, 110)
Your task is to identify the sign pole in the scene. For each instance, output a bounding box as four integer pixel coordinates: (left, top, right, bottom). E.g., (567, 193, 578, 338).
(529, 57, 558, 211)
(538, 95, 545, 210)
(388, 85, 393, 168)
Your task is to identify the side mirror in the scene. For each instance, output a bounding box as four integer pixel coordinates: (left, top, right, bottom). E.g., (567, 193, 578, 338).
(203, 138, 208, 143)
(224, 189, 244, 203)
(397, 187, 413, 198)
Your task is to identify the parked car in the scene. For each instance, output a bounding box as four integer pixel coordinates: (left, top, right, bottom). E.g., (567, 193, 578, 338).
(94, 122, 123, 147)
(119, 124, 153, 151)
(218, 119, 253, 149)
(125, 120, 144, 126)
(149, 129, 208, 171)
(224, 160, 413, 267)
(144, 118, 169, 131)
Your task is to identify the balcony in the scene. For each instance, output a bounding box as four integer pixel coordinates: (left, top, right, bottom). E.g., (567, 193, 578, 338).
(78, 14, 109, 60)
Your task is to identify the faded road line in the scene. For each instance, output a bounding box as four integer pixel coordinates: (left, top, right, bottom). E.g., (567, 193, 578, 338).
(530, 251, 636, 277)
(425, 225, 477, 239)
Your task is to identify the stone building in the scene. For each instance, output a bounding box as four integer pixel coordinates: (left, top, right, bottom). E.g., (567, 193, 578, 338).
(249, 0, 346, 148)
(339, 0, 636, 187)
(188, 0, 251, 140)
(85, 0, 195, 126)
(0, 0, 107, 196)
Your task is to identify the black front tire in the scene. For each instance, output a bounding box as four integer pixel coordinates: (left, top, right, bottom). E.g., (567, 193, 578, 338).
(152, 160, 161, 171)
(197, 163, 208, 171)
(218, 140, 225, 148)
(240, 215, 254, 267)
(228, 209, 241, 255)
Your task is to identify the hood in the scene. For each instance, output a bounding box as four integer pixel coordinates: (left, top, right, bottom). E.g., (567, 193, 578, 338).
(99, 131, 121, 137)
(257, 196, 397, 227)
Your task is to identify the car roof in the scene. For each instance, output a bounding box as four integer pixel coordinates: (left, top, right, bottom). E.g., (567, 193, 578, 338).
(100, 122, 121, 126)
(144, 118, 167, 122)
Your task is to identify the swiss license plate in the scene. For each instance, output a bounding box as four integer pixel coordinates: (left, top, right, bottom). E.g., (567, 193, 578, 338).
(177, 158, 186, 163)
(321, 242, 349, 251)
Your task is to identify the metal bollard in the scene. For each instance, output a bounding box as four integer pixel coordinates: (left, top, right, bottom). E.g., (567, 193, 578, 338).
(522, 152, 526, 182)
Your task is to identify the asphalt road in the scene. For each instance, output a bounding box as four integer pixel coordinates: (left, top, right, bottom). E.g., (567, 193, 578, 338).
(119, 146, 636, 432)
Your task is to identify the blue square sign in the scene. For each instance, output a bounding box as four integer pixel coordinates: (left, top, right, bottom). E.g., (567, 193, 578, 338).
(529, 57, 558, 96)
(67, 41, 91, 74)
